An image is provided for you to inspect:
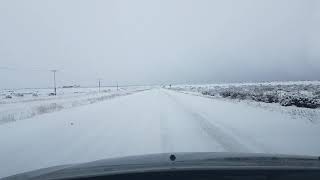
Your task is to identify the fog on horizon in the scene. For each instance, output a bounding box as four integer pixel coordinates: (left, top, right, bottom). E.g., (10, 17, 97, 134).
(0, 0, 320, 89)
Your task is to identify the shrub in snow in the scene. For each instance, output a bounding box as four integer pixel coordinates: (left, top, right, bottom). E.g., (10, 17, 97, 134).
(201, 91, 215, 96)
(0, 113, 15, 123)
(36, 103, 63, 114)
(14, 93, 24, 97)
(313, 91, 320, 98)
(5, 95, 12, 99)
(260, 92, 279, 103)
(279, 95, 320, 109)
(220, 91, 232, 98)
(174, 83, 320, 109)
(219, 90, 250, 100)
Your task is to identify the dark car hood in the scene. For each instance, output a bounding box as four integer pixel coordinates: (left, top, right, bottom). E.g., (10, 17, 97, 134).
(3, 152, 320, 180)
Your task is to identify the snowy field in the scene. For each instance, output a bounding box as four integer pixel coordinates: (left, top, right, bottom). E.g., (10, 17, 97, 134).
(0, 86, 149, 124)
(1, 83, 320, 178)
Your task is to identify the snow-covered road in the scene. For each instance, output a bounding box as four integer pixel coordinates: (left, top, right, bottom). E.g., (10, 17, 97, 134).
(1, 88, 320, 178)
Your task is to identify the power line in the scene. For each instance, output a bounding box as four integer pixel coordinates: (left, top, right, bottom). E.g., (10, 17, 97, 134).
(0, 66, 16, 71)
(0, 66, 52, 72)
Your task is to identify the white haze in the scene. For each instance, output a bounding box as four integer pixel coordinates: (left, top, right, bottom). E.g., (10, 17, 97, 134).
(0, 0, 319, 88)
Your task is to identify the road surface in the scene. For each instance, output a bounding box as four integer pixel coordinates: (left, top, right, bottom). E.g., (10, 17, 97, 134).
(1, 89, 320, 178)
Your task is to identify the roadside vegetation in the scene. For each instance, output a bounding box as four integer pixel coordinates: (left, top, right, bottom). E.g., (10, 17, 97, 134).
(171, 82, 320, 109)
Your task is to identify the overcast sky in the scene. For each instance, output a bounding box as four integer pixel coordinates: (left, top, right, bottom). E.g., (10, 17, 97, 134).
(0, 0, 319, 88)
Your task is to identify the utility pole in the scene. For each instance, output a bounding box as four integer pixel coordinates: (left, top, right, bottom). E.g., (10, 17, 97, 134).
(98, 78, 102, 93)
(51, 70, 58, 95)
(117, 82, 119, 91)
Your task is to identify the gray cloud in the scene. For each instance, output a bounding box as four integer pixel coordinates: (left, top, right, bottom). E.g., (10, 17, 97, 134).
(0, 0, 319, 88)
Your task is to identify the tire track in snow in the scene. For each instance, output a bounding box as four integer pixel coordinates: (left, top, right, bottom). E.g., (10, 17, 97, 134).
(167, 90, 275, 153)
(188, 112, 250, 152)
(162, 90, 250, 152)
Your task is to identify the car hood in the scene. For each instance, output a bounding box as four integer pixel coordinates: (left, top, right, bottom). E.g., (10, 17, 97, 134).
(3, 152, 320, 180)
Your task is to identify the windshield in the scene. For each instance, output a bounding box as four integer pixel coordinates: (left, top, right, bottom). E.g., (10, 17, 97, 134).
(0, 0, 320, 178)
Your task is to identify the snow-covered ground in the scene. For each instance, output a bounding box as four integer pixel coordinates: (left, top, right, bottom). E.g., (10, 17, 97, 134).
(170, 81, 320, 123)
(1, 87, 320, 178)
(0, 86, 149, 124)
